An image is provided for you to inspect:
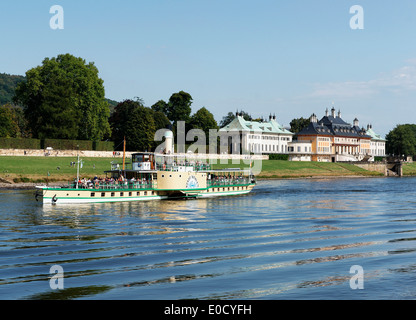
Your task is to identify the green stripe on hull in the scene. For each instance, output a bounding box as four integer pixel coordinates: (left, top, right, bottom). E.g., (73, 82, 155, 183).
(43, 196, 165, 204)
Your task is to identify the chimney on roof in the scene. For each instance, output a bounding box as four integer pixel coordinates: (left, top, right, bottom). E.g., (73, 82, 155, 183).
(325, 108, 329, 116)
(331, 107, 336, 118)
(310, 113, 318, 123)
(353, 118, 359, 127)
(338, 110, 341, 118)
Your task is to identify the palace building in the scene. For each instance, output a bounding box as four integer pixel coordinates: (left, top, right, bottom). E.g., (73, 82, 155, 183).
(288, 107, 385, 162)
(219, 113, 294, 155)
(366, 124, 386, 158)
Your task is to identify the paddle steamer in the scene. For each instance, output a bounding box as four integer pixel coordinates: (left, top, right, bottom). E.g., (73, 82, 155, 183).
(35, 150, 256, 205)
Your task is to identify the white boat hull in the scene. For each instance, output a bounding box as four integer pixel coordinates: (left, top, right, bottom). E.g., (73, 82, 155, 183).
(36, 184, 255, 205)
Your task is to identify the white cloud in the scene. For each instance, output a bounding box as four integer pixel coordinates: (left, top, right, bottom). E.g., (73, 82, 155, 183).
(309, 61, 416, 98)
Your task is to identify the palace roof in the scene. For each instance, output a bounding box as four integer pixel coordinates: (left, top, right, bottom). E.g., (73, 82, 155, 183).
(366, 125, 386, 141)
(298, 108, 372, 139)
(220, 115, 293, 135)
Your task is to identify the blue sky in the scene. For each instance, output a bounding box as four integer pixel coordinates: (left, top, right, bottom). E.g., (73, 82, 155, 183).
(1, 1, 416, 137)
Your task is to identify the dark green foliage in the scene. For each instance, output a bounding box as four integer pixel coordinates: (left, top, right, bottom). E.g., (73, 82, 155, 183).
(386, 124, 416, 156)
(106, 98, 119, 115)
(0, 138, 114, 151)
(0, 104, 20, 137)
(152, 110, 171, 132)
(219, 110, 252, 128)
(0, 137, 41, 149)
(166, 91, 193, 125)
(151, 100, 168, 114)
(190, 107, 218, 137)
(268, 154, 289, 160)
(93, 140, 115, 151)
(110, 99, 156, 152)
(13, 54, 111, 141)
(290, 117, 310, 135)
(0, 73, 25, 105)
(43, 139, 92, 150)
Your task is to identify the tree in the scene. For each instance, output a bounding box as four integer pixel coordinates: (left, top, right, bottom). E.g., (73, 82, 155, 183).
(190, 107, 218, 137)
(0, 104, 20, 138)
(0, 73, 26, 105)
(290, 117, 310, 135)
(166, 91, 193, 124)
(219, 110, 252, 128)
(151, 100, 168, 114)
(110, 99, 156, 152)
(0, 104, 29, 138)
(386, 124, 416, 156)
(13, 54, 111, 140)
(152, 110, 171, 132)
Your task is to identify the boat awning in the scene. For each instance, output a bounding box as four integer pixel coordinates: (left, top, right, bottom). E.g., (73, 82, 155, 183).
(104, 170, 158, 174)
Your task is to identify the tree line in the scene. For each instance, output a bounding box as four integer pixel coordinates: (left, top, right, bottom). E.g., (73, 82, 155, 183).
(1, 53, 416, 156)
(0, 54, 220, 152)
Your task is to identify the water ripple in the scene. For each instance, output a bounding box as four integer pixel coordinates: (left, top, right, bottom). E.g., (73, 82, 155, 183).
(1, 178, 416, 299)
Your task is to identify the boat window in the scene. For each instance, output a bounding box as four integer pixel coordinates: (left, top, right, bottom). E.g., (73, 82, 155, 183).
(91, 192, 95, 197)
(111, 192, 115, 197)
(120, 192, 124, 197)
(101, 192, 105, 197)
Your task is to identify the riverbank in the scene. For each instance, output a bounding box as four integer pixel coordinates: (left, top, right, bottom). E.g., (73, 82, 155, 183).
(0, 155, 414, 189)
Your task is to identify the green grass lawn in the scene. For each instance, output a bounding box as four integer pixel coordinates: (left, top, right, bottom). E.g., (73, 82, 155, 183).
(213, 159, 382, 178)
(0, 156, 122, 183)
(403, 162, 416, 176)
(0, 156, 386, 183)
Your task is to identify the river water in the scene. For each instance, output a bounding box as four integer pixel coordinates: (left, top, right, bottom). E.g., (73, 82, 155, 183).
(0, 177, 416, 300)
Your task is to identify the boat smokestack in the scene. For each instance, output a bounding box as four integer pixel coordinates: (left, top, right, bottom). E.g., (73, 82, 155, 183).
(164, 130, 174, 154)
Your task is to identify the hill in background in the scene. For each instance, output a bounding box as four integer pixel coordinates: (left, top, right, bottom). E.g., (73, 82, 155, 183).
(0, 73, 26, 105)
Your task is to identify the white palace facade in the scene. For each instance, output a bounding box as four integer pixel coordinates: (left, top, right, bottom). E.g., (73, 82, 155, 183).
(218, 108, 386, 162)
(219, 113, 294, 155)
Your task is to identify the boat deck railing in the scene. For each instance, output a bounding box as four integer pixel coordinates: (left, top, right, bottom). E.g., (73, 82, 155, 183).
(207, 178, 255, 187)
(68, 181, 156, 190)
(155, 163, 212, 172)
(63, 176, 255, 191)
